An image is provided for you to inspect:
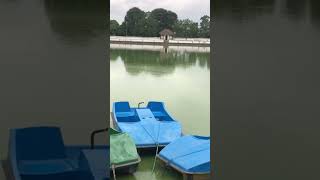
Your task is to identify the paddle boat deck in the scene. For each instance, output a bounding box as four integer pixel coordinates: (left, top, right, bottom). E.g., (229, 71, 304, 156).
(112, 101, 182, 148)
(157, 135, 211, 180)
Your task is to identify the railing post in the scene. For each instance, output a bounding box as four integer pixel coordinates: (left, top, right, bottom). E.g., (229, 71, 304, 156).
(90, 128, 108, 149)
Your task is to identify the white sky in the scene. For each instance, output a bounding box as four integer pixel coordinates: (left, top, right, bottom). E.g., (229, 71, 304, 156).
(110, 0, 210, 24)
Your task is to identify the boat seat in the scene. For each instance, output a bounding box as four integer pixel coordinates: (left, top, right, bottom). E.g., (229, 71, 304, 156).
(115, 111, 135, 118)
(147, 102, 165, 111)
(114, 102, 136, 121)
(18, 159, 76, 175)
(147, 102, 168, 118)
(151, 111, 167, 117)
(9, 127, 95, 180)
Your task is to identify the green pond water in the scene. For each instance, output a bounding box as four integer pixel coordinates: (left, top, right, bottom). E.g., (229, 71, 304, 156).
(110, 46, 210, 179)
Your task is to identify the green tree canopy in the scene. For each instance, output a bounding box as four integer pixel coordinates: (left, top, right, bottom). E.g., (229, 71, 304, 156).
(124, 7, 146, 36)
(150, 8, 178, 32)
(200, 15, 210, 38)
(110, 20, 119, 36)
(173, 19, 199, 38)
(111, 7, 209, 38)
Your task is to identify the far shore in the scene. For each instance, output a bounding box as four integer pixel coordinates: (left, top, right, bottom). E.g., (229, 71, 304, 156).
(110, 36, 210, 47)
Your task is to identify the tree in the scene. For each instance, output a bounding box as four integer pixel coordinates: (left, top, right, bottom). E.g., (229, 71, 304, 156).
(144, 12, 159, 37)
(199, 15, 210, 38)
(173, 19, 199, 38)
(110, 20, 119, 36)
(150, 8, 177, 34)
(124, 7, 146, 36)
(116, 23, 126, 36)
(165, 10, 178, 29)
(110, 7, 210, 38)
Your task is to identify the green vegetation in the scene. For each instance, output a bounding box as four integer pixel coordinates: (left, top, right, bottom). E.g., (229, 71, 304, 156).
(110, 7, 210, 38)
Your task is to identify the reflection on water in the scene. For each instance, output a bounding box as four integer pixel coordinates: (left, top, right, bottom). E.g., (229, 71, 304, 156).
(0, 0, 107, 164)
(111, 49, 210, 76)
(214, 0, 320, 179)
(110, 47, 210, 180)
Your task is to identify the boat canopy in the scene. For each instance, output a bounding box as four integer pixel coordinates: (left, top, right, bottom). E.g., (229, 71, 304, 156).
(110, 128, 140, 166)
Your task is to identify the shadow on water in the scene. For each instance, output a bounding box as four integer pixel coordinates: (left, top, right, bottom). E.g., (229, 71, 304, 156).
(111, 48, 210, 76)
(213, 0, 320, 179)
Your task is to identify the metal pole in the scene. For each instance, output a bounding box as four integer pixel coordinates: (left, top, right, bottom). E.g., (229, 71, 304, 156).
(112, 164, 117, 180)
(138, 102, 144, 108)
(90, 128, 108, 149)
(152, 120, 161, 172)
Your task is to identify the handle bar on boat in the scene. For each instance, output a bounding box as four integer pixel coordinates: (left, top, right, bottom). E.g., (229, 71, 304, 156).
(138, 102, 144, 108)
(90, 128, 108, 149)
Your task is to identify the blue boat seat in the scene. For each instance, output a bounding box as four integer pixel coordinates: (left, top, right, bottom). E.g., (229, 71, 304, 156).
(114, 102, 135, 116)
(151, 111, 167, 117)
(147, 101, 165, 112)
(9, 127, 94, 180)
(115, 112, 135, 118)
(147, 101, 174, 121)
(18, 159, 75, 175)
(114, 102, 137, 122)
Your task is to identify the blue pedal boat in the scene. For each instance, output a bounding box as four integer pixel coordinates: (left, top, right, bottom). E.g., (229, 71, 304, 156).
(112, 101, 182, 148)
(157, 135, 210, 179)
(7, 127, 109, 180)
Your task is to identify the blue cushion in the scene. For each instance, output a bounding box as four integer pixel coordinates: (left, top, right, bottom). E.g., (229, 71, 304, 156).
(115, 111, 135, 118)
(20, 171, 94, 180)
(152, 111, 166, 117)
(114, 102, 131, 112)
(18, 159, 75, 175)
(15, 127, 66, 160)
(147, 102, 165, 112)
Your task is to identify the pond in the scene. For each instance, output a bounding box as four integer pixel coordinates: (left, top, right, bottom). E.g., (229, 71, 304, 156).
(110, 45, 210, 179)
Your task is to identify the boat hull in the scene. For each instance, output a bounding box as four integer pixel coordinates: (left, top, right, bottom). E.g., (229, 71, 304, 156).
(157, 155, 210, 180)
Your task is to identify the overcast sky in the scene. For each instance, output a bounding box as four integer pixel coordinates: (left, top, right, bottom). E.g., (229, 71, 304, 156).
(110, 0, 210, 24)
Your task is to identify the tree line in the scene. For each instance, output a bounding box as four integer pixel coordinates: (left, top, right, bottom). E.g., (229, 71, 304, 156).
(110, 7, 210, 38)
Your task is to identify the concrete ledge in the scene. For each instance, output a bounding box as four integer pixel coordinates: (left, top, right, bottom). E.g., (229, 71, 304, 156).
(110, 36, 210, 47)
(110, 40, 210, 47)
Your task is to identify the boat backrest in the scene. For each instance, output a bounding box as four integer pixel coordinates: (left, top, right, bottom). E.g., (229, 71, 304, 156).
(13, 127, 66, 160)
(147, 101, 165, 112)
(114, 101, 131, 113)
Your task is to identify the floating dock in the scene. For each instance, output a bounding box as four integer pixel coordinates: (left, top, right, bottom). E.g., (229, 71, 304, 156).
(110, 36, 210, 47)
